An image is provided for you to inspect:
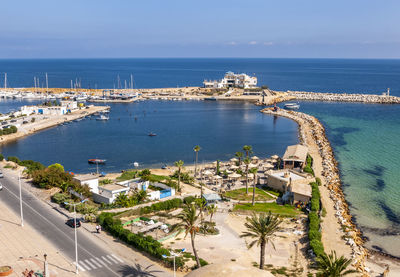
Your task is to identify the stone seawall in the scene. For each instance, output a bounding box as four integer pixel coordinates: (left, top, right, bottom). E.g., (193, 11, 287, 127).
(261, 107, 369, 275)
(287, 90, 400, 104)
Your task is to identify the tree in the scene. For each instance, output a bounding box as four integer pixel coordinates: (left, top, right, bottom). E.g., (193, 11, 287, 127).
(249, 167, 258, 206)
(240, 212, 282, 269)
(134, 189, 148, 203)
(193, 145, 201, 177)
(207, 204, 217, 222)
(174, 160, 184, 192)
(243, 157, 251, 194)
(235, 151, 243, 165)
(173, 204, 201, 268)
(195, 198, 207, 223)
(243, 145, 253, 158)
(115, 192, 129, 207)
(48, 163, 64, 172)
(317, 251, 357, 277)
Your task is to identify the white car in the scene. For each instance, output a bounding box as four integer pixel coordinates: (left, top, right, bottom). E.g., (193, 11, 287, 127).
(0, 183, 3, 191)
(0, 172, 3, 178)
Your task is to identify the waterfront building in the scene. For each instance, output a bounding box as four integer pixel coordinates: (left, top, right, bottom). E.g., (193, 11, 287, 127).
(282, 144, 308, 170)
(93, 184, 130, 204)
(203, 72, 257, 89)
(60, 100, 78, 112)
(73, 174, 99, 194)
(265, 169, 314, 203)
(20, 105, 67, 116)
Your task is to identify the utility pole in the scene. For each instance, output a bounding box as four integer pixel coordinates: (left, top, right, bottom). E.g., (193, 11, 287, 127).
(44, 254, 48, 277)
(19, 173, 24, 227)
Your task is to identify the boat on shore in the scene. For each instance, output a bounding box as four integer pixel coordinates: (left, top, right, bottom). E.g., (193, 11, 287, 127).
(283, 103, 300, 110)
(204, 97, 217, 101)
(88, 159, 106, 164)
(148, 132, 157, 137)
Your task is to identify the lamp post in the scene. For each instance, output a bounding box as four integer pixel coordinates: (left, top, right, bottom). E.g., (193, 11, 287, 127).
(65, 199, 88, 275)
(18, 173, 24, 227)
(162, 248, 185, 277)
(44, 253, 48, 277)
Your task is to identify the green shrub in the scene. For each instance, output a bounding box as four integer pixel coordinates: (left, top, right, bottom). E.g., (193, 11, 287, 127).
(140, 198, 183, 214)
(7, 156, 21, 164)
(309, 239, 324, 257)
(51, 193, 70, 204)
(0, 153, 4, 161)
(48, 163, 65, 172)
(308, 229, 322, 241)
(183, 196, 195, 204)
(315, 177, 322, 186)
(308, 211, 320, 231)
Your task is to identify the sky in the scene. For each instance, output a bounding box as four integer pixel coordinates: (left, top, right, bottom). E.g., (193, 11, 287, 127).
(1, 0, 400, 59)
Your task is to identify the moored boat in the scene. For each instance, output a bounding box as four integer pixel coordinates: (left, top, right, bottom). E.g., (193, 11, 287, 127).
(88, 159, 106, 164)
(283, 103, 300, 110)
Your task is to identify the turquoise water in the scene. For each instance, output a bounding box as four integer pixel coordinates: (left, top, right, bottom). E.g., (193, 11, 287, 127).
(296, 101, 400, 257)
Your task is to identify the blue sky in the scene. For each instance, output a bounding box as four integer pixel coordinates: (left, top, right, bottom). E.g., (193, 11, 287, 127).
(1, 0, 400, 58)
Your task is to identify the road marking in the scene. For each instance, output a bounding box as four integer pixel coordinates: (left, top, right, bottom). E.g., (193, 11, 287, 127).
(111, 254, 124, 263)
(102, 256, 113, 265)
(84, 259, 97, 270)
(90, 258, 103, 268)
(74, 262, 86, 272)
(95, 257, 108, 267)
(78, 261, 91, 271)
(107, 254, 120, 264)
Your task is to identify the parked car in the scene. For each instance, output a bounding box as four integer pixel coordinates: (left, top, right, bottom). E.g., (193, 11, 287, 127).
(2, 125, 10, 129)
(22, 121, 29, 124)
(1, 122, 7, 125)
(10, 119, 17, 123)
(66, 218, 81, 228)
(0, 183, 3, 191)
(0, 172, 3, 178)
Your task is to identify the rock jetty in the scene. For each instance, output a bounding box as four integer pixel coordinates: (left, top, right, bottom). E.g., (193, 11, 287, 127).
(261, 107, 370, 276)
(287, 90, 400, 104)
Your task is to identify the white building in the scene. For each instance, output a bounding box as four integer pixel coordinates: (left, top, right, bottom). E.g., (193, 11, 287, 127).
(60, 100, 78, 111)
(203, 72, 257, 89)
(20, 105, 67, 116)
(73, 174, 99, 194)
(95, 184, 130, 204)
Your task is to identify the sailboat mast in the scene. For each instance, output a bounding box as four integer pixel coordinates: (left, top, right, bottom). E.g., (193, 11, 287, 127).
(130, 74, 133, 90)
(45, 72, 49, 94)
(4, 73, 7, 89)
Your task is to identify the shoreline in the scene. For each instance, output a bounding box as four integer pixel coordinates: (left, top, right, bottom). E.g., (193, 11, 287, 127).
(0, 105, 109, 145)
(261, 107, 369, 274)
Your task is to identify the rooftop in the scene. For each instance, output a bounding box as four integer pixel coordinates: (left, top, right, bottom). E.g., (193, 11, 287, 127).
(270, 170, 306, 182)
(291, 182, 312, 197)
(282, 144, 308, 162)
(100, 184, 129, 192)
(73, 174, 99, 182)
(203, 193, 222, 201)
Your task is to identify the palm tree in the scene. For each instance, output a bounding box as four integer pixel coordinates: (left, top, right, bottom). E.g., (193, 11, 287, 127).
(207, 204, 217, 222)
(195, 198, 207, 223)
(243, 157, 251, 194)
(173, 204, 201, 268)
(193, 145, 201, 177)
(240, 212, 282, 269)
(249, 167, 258, 206)
(174, 160, 184, 192)
(235, 151, 243, 165)
(317, 251, 357, 277)
(243, 145, 253, 158)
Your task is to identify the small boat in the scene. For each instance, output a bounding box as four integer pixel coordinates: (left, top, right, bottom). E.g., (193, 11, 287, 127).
(148, 132, 157, 137)
(283, 103, 300, 110)
(204, 97, 217, 101)
(133, 162, 139, 167)
(161, 164, 168, 169)
(88, 159, 106, 164)
(96, 114, 109, 121)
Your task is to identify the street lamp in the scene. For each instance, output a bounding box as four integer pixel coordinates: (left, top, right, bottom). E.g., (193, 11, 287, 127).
(18, 173, 24, 227)
(64, 199, 88, 275)
(43, 253, 48, 277)
(162, 248, 185, 277)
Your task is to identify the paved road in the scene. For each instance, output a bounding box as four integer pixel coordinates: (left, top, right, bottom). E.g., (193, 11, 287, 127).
(0, 174, 169, 277)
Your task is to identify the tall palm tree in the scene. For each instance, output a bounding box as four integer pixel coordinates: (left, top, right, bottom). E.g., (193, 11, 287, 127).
(193, 145, 201, 177)
(174, 160, 184, 192)
(207, 204, 217, 222)
(240, 212, 282, 269)
(195, 198, 207, 223)
(243, 157, 251, 194)
(249, 167, 258, 206)
(317, 251, 357, 277)
(173, 204, 201, 268)
(235, 151, 243, 165)
(243, 145, 253, 158)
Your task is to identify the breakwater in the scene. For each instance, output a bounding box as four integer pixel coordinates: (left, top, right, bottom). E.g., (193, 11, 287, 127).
(287, 90, 400, 104)
(261, 107, 369, 275)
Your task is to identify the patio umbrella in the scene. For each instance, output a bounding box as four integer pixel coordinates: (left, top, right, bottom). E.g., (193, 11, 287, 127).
(249, 164, 258, 169)
(251, 156, 259, 160)
(213, 175, 223, 180)
(271, 154, 279, 159)
(230, 165, 239, 170)
(203, 170, 213, 176)
(230, 158, 239, 162)
(263, 163, 274, 169)
(228, 173, 242, 179)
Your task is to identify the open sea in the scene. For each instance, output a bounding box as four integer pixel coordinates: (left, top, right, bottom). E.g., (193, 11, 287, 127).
(0, 58, 400, 257)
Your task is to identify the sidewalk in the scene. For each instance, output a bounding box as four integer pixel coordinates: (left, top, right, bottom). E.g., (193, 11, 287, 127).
(0, 200, 90, 277)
